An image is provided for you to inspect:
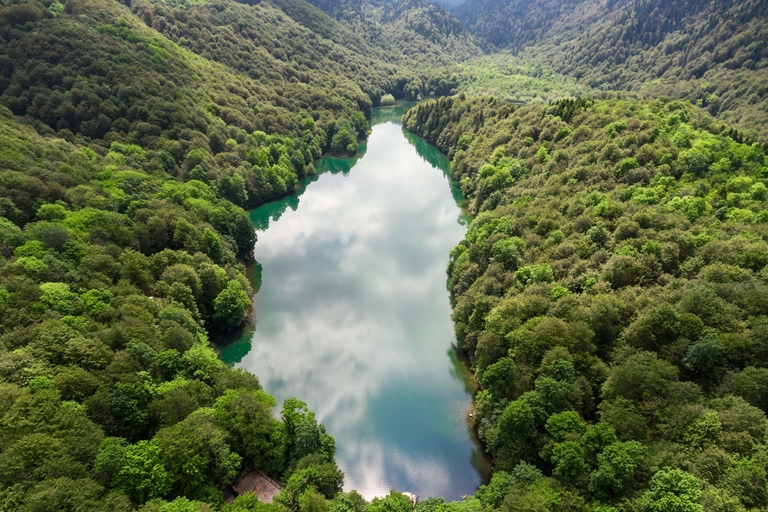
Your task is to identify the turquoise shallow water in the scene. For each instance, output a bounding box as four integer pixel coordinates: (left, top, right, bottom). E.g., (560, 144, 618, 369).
(217, 104, 488, 501)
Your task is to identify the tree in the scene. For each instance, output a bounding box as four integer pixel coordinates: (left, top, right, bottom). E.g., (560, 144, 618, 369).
(198, 263, 229, 316)
(292, 454, 344, 499)
(581, 423, 618, 466)
(151, 378, 212, 428)
(281, 398, 336, 465)
(588, 441, 646, 500)
(183, 343, 225, 383)
(501, 478, 585, 512)
(329, 491, 367, 512)
(509, 461, 543, 485)
(721, 458, 768, 508)
(552, 442, 588, 482)
(546, 411, 587, 442)
(492, 398, 536, 469)
(214, 389, 281, 473)
(349, 112, 368, 138)
(202, 229, 223, 263)
(213, 281, 250, 331)
(644, 468, 703, 512)
(95, 437, 129, 486)
(156, 410, 241, 499)
(275, 458, 342, 512)
(368, 491, 413, 512)
(475, 471, 513, 508)
(481, 357, 516, 400)
(730, 367, 768, 412)
(114, 440, 172, 503)
(534, 376, 573, 415)
(331, 129, 356, 156)
(601, 350, 678, 405)
(36, 282, 78, 315)
(21, 477, 107, 512)
(683, 334, 723, 383)
(491, 237, 525, 271)
(158, 497, 204, 512)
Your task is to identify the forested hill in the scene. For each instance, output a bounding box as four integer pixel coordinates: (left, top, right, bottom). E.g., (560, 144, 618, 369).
(0, 0, 383, 206)
(404, 95, 768, 510)
(0, 0, 474, 213)
(453, 0, 768, 142)
(453, 0, 587, 51)
(303, 0, 482, 67)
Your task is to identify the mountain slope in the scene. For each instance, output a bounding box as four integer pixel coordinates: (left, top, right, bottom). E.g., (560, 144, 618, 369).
(454, 0, 587, 51)
(453, 0, 768, 142)
(304, 0, 483, 68)
(0, 0, 414, 214)
(405, 93, 768, 511)
(0, 0, 374, 508)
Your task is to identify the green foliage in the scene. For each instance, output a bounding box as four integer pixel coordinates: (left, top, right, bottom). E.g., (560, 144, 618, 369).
(213, 281, 251, 332)
(281, 398, 336, 466)
(644, 468, 703, 512)
(3, 0, 768, 510)
(588, 441, 646, 500)
(0, 33, 344, 508)
(491, 398, 536, 469)
(450, 55, 589, 105)
(406, 95, 768, 511)
(368, 491, 413, 512)
(545, 411, 586, 441)
(115, 440, 172, 503)
(158, 497, 204, 512)
(551, 441, 587, 482)
(307, 0, 480, 73)
(474, 471, 513, 509)
(214, 389, 282, 473)
(452, 0, 768, 142)
(480, 357, 515, 400)
(183, 344, 225, 383)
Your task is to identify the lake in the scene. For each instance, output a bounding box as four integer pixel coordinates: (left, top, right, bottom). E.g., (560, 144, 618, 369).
(217, 103, 488, 501)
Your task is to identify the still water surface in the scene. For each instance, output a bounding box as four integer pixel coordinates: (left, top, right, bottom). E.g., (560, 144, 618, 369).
(217, 104, 488, 500)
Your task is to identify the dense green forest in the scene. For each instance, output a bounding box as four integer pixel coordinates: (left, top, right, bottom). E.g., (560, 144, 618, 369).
(450, 55, 590, 105)
(0, 101, 355, 510)
(404, 95, 768, 511)
(452, 0, 768, 143)
(303, 0, 480, 67)
(2, 0, 768, 509)
(0, 0, 455, 508)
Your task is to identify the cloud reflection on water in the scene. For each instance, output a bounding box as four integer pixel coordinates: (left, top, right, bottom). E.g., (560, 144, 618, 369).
(232, 120, 485, 500)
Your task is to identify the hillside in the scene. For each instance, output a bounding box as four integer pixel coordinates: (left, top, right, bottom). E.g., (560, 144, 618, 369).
(2, 0, 396, 212)
(0, 101, 323, 511)
(304, 0, 482, 68)
(450, 54, 592, 105)
(0, 0, 412, 509)
(405, 95, 768, 510)
(128, 0, 396, 102)
(453, 0, 586, 51)
(453, 0, 768, 142)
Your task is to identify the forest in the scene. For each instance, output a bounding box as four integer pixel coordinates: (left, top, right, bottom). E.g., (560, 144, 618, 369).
(452, 0, 768, 144)
(1, 0, 768, 510)
(404, 95, 768, 511)
(0, 0, 389, 509)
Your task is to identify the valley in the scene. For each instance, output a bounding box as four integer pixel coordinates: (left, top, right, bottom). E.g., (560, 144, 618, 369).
(0, 0, 767, 511)
(217, 104, 488, 500)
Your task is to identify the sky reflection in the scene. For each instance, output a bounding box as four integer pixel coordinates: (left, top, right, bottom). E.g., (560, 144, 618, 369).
(220, 110, 487, 500)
